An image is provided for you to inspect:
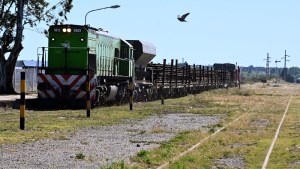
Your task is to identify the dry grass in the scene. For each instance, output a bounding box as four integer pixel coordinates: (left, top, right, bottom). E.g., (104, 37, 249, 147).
(126, 82, 300, 169)
(165, 83, 299, 169)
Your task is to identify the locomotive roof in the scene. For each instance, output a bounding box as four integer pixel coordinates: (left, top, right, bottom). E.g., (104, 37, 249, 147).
(49, 24, 93, 28)
(49, 24, 133, 47)
(49, 24, 110, 34)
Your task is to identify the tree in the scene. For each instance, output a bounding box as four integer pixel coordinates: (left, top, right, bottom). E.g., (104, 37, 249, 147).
(286, 74, 295, 83)
(288, 67, 300, 77)
(0, 0, 73, 94)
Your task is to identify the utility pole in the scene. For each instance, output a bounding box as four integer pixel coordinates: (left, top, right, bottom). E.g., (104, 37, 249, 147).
(275, 59, 281, 83)
(282, 50, 290, 81)
(264, 53, 271, 78)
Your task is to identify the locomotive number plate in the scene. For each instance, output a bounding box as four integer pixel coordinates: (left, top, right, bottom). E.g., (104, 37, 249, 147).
(73, 29, 82, 33)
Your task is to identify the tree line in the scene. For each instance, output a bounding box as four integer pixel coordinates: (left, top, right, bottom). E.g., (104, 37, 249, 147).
(241, 66, 300, 83)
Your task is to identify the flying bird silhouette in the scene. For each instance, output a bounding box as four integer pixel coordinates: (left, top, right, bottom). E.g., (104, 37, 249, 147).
(177, 13, 190, 22)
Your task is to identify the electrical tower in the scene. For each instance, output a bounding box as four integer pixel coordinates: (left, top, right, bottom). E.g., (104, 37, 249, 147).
(264, 53, 271, 77)
(282, 50, 290, 81)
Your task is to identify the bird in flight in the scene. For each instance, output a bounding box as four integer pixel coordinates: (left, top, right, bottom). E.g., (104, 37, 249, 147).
(177, 13, 190, 22)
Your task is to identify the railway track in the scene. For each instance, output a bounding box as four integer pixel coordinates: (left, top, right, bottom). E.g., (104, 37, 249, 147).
(262, 94, 293, 169)
(155, 90, 296, 169)
(157, 112, 249, 169)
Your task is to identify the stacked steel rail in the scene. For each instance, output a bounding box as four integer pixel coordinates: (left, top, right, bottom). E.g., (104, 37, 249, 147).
(133, 59, 239, 102)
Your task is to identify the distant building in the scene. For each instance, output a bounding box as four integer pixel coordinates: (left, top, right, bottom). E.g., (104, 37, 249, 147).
(296, 78, 300, 83)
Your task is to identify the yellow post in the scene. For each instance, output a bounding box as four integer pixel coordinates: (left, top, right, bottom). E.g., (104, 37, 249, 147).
(20, 72, 25, 130)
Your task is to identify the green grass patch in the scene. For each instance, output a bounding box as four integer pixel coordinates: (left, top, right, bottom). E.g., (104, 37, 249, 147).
(75, 152, 85, 160)
(0, 105, 151, 145)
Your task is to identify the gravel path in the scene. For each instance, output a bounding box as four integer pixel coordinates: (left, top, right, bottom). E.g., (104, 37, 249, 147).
(0, 113, 221, 169)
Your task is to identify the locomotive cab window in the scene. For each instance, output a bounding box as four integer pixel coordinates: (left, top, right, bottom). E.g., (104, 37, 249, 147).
(120, 41, 131, 59)
(89, 53, 97, 74)
(114, 48, 120, 58)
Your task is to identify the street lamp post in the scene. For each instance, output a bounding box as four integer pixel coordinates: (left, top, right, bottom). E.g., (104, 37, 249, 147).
(84, 5, 120, 26)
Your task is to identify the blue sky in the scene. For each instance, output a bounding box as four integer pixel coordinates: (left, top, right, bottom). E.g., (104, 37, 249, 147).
(20, 0, 300, 67)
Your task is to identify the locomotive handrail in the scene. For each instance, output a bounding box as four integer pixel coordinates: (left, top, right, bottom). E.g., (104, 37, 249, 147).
(37, 46, 133, 78)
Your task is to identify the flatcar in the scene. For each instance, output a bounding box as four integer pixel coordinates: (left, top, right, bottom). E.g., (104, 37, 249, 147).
(213, 63, 240, 87)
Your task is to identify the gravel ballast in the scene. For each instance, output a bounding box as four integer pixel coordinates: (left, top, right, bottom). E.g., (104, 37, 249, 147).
(0, 113, 221, 168)
(212, 157, 245, 169)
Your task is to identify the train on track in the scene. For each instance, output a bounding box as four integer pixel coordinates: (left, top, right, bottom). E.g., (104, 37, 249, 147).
(37, 24, 240, 106)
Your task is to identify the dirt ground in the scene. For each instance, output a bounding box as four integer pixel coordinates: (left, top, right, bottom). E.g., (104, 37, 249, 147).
(0, 113, 222, 168)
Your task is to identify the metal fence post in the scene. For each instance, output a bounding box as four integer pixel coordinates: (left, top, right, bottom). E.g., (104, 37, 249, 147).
(129, 78, 134, 110)
(161, 59, 166, 105)
(86, 48, 91, 117)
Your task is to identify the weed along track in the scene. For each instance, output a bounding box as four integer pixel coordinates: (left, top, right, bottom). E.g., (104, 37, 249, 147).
(131, 83, 297, 169)
(158, 84, 299, 169)
(262, 95, 292, 169)
(156, 112, 248, 169)
(0, 83, 300, 168)
(156, 93, 296, 169)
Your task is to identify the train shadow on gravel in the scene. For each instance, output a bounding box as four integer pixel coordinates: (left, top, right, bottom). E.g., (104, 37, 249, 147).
(11, 98, 128, 111)
(11, 99, 87, 111)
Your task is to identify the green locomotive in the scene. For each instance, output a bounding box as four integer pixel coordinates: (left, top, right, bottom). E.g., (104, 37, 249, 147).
(37, 24, 156, 104)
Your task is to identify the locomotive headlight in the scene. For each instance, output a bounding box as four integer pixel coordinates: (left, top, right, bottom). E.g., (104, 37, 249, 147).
(51, 37, 55, 41)
(80, 38, 85, 42)
(62, 28, 67, 32)
(67, 28, 71, 33)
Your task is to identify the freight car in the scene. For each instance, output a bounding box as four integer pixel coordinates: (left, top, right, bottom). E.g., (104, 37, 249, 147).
(37, 24, 240, 106)
(213, 63, 240, 87)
